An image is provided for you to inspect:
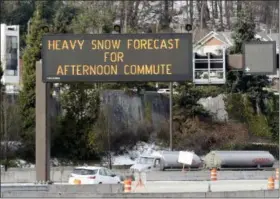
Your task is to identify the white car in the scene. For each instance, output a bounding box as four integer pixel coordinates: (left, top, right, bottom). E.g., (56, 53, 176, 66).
(157, 88, 178, 95)
(157, 88, 170, 94)
(68, 166, 121, 184)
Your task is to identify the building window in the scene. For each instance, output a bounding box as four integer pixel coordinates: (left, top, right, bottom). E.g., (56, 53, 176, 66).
(5, 36, 18, 76)
(193, 50, 226, 85)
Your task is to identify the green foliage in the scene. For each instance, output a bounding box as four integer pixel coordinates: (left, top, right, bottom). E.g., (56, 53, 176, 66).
(18, 4, 45, 161)
(52, 83, 100, 161)
(242, 96, 270, 138)
(87, 108, 109, 155)
(0, 1, 36, 49)
(230, 5, 256, 54)
(174, 82, 210, 120)
(191, 85, 224, 98)
(0, 0, 64, 49)
(0, 159, 18, 168)
(225, 93, 271, 138)
(225, 72, 277, 141)
(70, 2, 116, 34)
(225, 6, 277, 141)
(264, 95, 279, 142)
(101, 82, 156, 95)
(225, 93, 247, 121)
(52, 4, 79, 33)
(144, 101, 152, 123)
(88, 117, 152, 157)
(50, 3, 117, 160)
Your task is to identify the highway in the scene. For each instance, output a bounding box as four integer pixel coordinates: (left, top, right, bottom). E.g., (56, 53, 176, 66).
(1, 168, 279, 183)
(1, 180, 279, 193)
(132, 180, 280, 193)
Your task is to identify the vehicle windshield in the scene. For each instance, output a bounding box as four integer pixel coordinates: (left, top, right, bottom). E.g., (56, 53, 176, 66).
(137, 157, 155, 164)
(72, 168, 98, 175)
(83, 169, 98, 175)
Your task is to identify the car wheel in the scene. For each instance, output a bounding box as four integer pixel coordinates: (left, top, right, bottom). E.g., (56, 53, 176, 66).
(118, 182, 120, 184)
(99, 182, 102, 184)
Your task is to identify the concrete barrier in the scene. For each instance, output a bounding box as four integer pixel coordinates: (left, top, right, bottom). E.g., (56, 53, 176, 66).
(1, 184, 123, 194)
(1, 185, 48, 192)
(1, 167, 278, 183)
(1, 190, 279, 198)
(0, 167, 74, 183)
(0, 167, 131, 183)
(47, 184, 123, 193)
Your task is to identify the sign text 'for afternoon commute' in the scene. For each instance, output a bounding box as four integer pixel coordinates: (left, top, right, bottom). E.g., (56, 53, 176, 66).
(42, 33, 192, 82)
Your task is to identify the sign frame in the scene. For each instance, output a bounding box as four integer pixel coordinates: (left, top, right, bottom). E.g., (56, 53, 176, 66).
(242, 41, 277, 75)
(41, 33, 193, 83)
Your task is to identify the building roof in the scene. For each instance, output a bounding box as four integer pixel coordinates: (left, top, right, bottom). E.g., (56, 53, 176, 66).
(192, 28, 210, 43)
(215, 31, 233, 45)
(194, 31, 232, 48)
(194, 30, 279, 50)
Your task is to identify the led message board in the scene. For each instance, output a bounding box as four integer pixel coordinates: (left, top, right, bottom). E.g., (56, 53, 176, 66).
(42, 33, 192, 82)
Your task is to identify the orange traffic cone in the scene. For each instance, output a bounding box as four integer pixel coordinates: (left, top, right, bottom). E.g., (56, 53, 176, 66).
(124, 179, 132, 193)
(210, 168, 217, 181)
(267, 177, 275, 190)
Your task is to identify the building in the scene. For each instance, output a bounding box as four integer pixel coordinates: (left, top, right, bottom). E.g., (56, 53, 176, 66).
(193, 48, 226, 85)
(194, 31, 233, 55)
(192, 31, 229, 84)
(0, 24, 20, 94)
(193, 31, 279, 56)
(193, 30, 280, 85)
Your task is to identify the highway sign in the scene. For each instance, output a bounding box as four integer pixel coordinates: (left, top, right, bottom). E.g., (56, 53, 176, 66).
(243, 41, 276, 75)
(42, 33, 193, 82)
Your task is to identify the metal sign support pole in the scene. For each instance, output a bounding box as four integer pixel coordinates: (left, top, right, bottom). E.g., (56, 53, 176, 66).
(276, 0, 280, 191)
(36, 61, 50, 182)
(169, 82, 173, 151)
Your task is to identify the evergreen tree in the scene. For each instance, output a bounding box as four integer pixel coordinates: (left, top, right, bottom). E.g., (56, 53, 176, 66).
(52, 83, 100, 161)
(19, 3, 45, 161)
(230, 5, 256, 54)
(226, 4, 274, 140)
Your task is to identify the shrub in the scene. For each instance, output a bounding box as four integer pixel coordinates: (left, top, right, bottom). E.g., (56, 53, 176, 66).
(157, 119, 249, 155)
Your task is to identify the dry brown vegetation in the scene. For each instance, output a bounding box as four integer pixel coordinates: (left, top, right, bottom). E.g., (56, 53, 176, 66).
(157, 117, 249, 155)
